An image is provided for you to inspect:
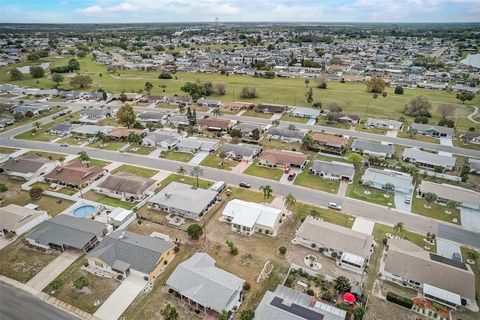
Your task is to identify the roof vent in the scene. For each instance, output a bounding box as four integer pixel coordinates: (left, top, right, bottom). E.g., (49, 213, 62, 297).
(119, 231, 127, 239)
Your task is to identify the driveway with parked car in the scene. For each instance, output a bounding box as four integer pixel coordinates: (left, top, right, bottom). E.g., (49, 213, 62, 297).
(394, 191, 413, 213)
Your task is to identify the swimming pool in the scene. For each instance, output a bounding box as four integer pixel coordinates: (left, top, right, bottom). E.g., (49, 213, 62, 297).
(72, 205, 96, 218)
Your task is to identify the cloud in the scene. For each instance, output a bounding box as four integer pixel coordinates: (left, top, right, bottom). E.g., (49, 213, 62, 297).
(75, 5, 103, 15)
(212, 4, 240, 14)
(105, 2, 138, 12)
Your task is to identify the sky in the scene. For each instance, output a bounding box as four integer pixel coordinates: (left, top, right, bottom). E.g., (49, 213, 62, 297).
(1, 0, 480, 24)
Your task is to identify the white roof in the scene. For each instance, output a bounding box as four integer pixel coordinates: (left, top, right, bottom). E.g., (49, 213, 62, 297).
(341, 252, 365, 266)
(108, 208, 132, 222)
(222, 199, 282, 229)
(423, 283, 461, 306)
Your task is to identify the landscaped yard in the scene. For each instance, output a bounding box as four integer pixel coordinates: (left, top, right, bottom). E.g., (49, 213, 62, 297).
(0, 176, 74, 215)
(292, 202, 355, 228)
(200, 153, 237, 170)
(14, 109, 74, 141)
(125, 145, 156, 155)
(161, 150, 194, 162)
(57, 187, 78, 196)
(279, 114, 309, 123)
(89, 140, 126, 151)
(43, 257, 121, 314)
(155, 174, 212, 192)
(356, 125, 387, 135)
(89, 159, 111, 168)
(372, 223, 436, 252)
(111, 164, 158, 178)
(244, 161, 283, 181)
(346, 174, 396, 208)
(293, 172, 340, 194)
(3, 106, 66, 133)
(411, 197, 461, 225)
(224, 186, 273, 203)
(26, 150, 66, 161)
(242, 109, 272, 119)
(0, 237, 60, 283)
(397, 130, 440, 144)
(83, 191, 137, 210)
(57, 136, 88, 146)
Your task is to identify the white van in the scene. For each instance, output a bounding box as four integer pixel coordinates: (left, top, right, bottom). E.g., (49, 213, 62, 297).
(209, 181, 227, 194)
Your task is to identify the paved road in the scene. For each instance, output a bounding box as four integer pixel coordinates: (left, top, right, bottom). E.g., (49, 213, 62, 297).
(0, 282, 78, 320)
(1, 101, 479, 249)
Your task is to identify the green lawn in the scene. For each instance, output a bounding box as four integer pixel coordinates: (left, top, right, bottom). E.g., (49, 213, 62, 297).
(224, 186, 273, 203)
(2, 106, 66, 133)
(397, 130, 440, 144)
(14, 108, 72, 142)
(346, 174, 396, 208)
(453, 139, 480, 151)
(83, 191, 137, 210)
(294, 172, 340, 194)
(242, 110, 273, 119)
(161, 150, 194, 162)
(293, 202, 355, 228)
(315, 118, 351, 129)
(155, 173, 212, 192)
(280, 114, 309, 123)
(89, 159, 111, 168)
(201, 153, 237, 170)
(411, 197, 461, 225)
(1, 55, 478, 131)
(356, 125, 387, 135)
(111, 164, 158, 178)
(0, 147, 17, 154)
(461, 247, 480, 307)
(57, 187, 78, 196)
(259, 138, 304, 153)
(57, 136, 87, 146)
(373, 223, 436, 253)
(244, 162, 284, 181)
(26, 150, 66, 161)
(125, 145, 156, 155)
(89, 141, 126, 151)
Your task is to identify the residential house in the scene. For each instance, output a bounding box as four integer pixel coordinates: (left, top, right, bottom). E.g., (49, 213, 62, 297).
(410, 123, 454, 139)
(50, 123, 77, 137)
(142, 130, 181, 149)
(310, 160, 355, 182)
(167, 115, 190, 127)
(469, 158, 480, 174)
(224, 101, 254, 111)
(137, 112, 168, 124)
(13, 104, 50, 116)
(361, 168, 414, 194)
(290, 107, 321, 119)
(44, 161, 104, 189)
(72, 125, 113, 138)
(166, 96, 192, 106)
(112, 92, 139, 101)
(259, 150, 307, 168)
(221, 199, 282, 236)
(312, 132, 348, 155)
(96, 172, 156, 201)
(235, 122, 265, 139)
(87, 230, 175, 281)
(176, 137, 219, 154)
(143, 95, 165, 104)
(220, 143, 262, 161)
(166, 253, 246, 314)
(266, 127, 307, 143)
(255, 285, 347, 320)
(0, 155, 56, 180)
(148, 182, 218, 220)
(79, 108, 107, 124)
(402, 147, 456, 172)
(418, 180, 480, 210)
(293, 216, 375, 274)
(364, 118, 403, 131)
(107, 128, 146, 141)
(461, 131, 480, 145)
(351, 139, 395, 159)
(197, 98, 221, 108)
(0, 118, 14, 128)
(197, 118, 231, 131)
(26, 215, 106, 251)
(0, 204, 49, 236)
(337, 114, 360, 125)
(106, 208, 136, 227)
(383, 238, 477, 310)
(257, 103, 286, 114)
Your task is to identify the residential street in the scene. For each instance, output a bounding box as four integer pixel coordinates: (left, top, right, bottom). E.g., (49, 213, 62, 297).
(0, 282, 79, 320)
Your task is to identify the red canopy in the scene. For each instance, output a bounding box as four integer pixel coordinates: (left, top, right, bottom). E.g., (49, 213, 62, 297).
(343, 292, 356, 303)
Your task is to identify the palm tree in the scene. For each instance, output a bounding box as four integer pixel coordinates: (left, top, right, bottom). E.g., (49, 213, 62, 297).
(178, 104, 186, 115)
(176, 166, 187, 176)
(33, 121, 41, 130)
(260, 185, 273, 202)
(190, 166, 203, 188)
(159, 84, 167, 93)
(77, 151, 90, 167)
(283, 193, 296, 211)
(212, 108, 222, 117)
(219, 151, 227, 166)
(393, 222, 405, 238)
(94, 131, 108, 142)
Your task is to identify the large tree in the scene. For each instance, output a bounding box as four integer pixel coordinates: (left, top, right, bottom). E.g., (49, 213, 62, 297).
(116, 104, 136, 128)
(437, 104, 455, 119)
(10, 68, 23, 81)
(51, 73, 64, 87)
(347, 152, 363, 170)
(144, 81, 153, 95)
(69, 74, 92, 89)
(456, 91, 475, 104)
(393, 222, 405, 238)
(365, 76, 385, 93)
(404, 96, 432, 117)
(187, 224, 203, 240)
(29, 66, 45, 78)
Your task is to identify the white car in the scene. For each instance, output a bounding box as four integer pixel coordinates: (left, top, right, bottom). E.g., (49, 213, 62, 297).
(328, 202, 342, 210)
(404, 196, 411, 204)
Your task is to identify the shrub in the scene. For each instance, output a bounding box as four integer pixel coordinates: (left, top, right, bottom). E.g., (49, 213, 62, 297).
(243, 282, 251, 290)
(173, 246, 180, 254)
(331, 252, 337, 258)
(386, 292, 413, 309)
(117, 274, 123, 280)
(306, 289, 315, 296)
(321, 290, 333, 302)
(265, 230, 270, 235)
(49, 279, 62, 291)
(159, 72, 172, 79)
(311, 243, 316, 248)
(279, 246, 287, 255)
(382, 238, 388, 245)
(73, 276, 89, 290)
(29, 186, 43, 200)
(394, 86, 404, 94)
(231, 247, 239, 255)
(187, 224, 203, 240)
(0, 183, 7, 192)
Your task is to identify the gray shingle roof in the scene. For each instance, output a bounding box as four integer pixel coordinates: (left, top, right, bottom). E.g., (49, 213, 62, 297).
(26, 215, 105, 250)
(0, 156, 50, 174)
(220, 143, 262, 157)
(410, 123, 454, 136)
(166, 253, 245, 313)
(235, 122, 263, 133)
(87, 230, 174, 274)
(267, 127, 306, 139)
(351, 139, 395, 155)
(365, 118, 403, 130)
(403, 147, 456, 168)
(311, 160, 354, 179)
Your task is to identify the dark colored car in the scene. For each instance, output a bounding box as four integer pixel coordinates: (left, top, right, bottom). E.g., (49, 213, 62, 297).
(239, 182, 251, 188)
(287, 173, 296, 181)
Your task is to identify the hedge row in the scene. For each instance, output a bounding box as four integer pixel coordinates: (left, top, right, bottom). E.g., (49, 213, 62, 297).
(386, 292, 413, 309)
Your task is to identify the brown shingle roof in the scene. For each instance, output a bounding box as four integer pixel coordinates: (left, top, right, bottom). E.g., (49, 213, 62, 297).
(45, 161, 103, 186)
(107, 128, 144, 139)
(198, 118, 230, 129)
(97, 172, 156, 195)
(0, 155, 50, 174)
(259, 150, 306, 166)
(312, 132, 348, 146)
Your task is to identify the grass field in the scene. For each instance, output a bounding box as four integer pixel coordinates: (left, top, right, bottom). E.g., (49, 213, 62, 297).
(293, 202, 355, 228)
(161, 150, 194, 162)
(244, 161, 284, 181)
(155, 173, 212, 192)
(411, 197, 461, 225)
(2, 55, 479, 132)
(293, 172, 340, 194)
(89, 159, 111, 168)
(112, 164, 158, 178)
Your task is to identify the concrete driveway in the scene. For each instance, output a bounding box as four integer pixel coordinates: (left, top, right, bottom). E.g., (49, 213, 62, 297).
(394, 191, 413, 213)
(351, 217, 375, 235)
(306, 118, 316, 125)
(279, 167, 301, 185)
(188, 150, 210, 165)
(437, 238, 462, 260)
(26, 250, 81, 290)
(94, 274, 146, 320)
(337, 181, 349, 197)
(439, 137, 453, 146)
(460, 207, 480, 232)
(232, 160, 250, 173)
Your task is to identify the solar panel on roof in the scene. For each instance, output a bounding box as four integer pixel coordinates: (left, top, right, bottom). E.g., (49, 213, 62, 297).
(270, 297, 324, 320)
(430, 253, 468, 270)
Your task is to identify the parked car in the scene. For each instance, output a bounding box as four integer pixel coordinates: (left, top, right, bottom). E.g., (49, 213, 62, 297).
(404, 196, 411, 204)
(239, 182, 251, 188)
(284, 166, 291, 174)
(60, 143, 69, 147)
(328, 202, 342, 210)
(287, 173, 296, 181)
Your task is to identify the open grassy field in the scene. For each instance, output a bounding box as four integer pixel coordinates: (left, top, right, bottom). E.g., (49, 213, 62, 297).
(2, 55, 479, 132)
(0, 237, 60, 283)
(111, 164, 158, 178)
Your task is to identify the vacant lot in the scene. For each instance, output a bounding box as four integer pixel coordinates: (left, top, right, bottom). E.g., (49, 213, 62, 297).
(111, 164, 158, 178)
(43, 257, 120, 314)
(0, 237, 60, 283)
(155, 173, 213, 192)
(125, 145, 156, 155)
(200, 152, 237, 171)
